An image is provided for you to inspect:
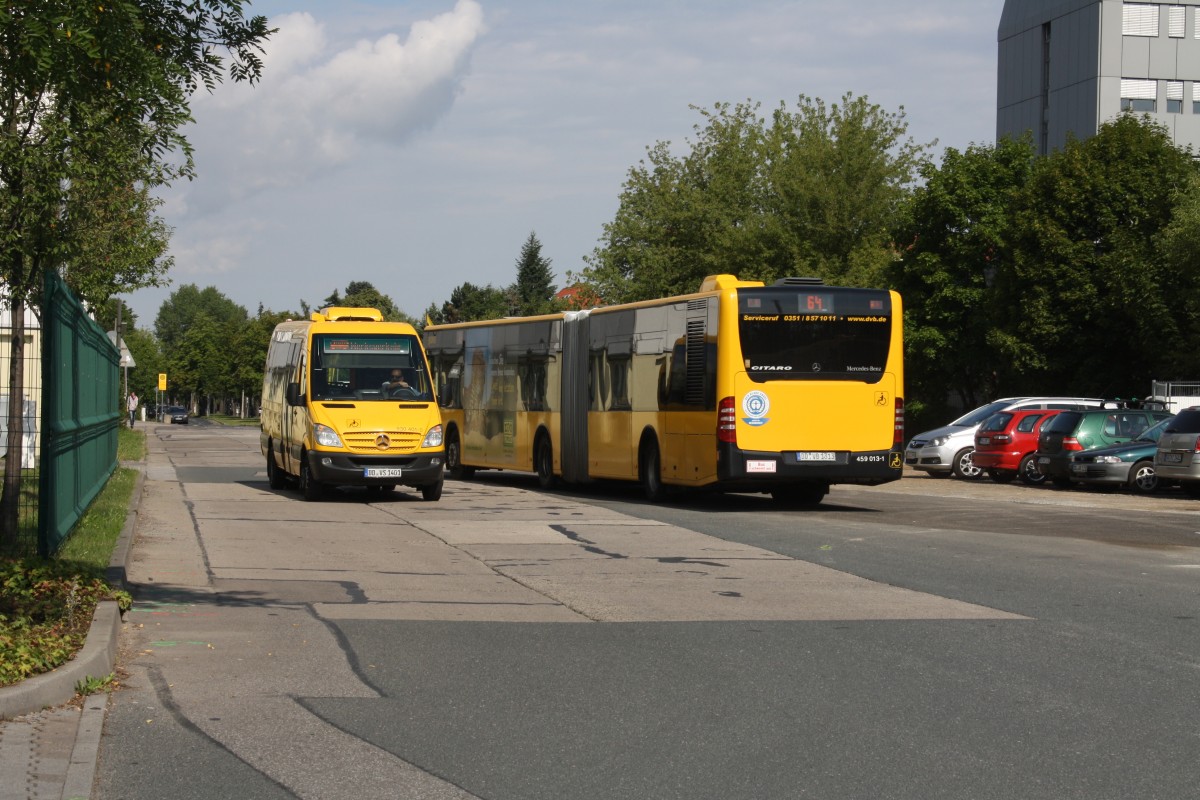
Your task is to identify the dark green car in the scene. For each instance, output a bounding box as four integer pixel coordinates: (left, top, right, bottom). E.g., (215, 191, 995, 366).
(1068, 417, 1175, 493)
(1035, 408, 1171, 486)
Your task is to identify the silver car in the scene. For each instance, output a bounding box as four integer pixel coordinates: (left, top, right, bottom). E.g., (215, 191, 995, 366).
(905, 397, 1110, 479)
(1154, 406, 1200, 494)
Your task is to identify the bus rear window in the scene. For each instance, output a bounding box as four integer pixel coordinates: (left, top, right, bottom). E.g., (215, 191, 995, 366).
(737, 288, 892, 382)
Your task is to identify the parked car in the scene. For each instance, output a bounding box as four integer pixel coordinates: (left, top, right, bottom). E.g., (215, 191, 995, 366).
(973, 409, 1062, 484)
(1153, 406, 1200, 495)
(1036, 409, 1171, 486)
(905, 397, 1109, 480)
(1070, 416, 1175, 493)
(166, 406, 189, 424)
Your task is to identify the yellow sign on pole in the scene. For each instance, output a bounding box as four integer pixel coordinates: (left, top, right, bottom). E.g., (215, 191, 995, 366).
(158, 373, 167, 391)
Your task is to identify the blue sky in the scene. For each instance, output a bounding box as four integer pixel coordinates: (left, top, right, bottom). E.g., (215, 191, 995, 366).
(124, 0, 1008, 327)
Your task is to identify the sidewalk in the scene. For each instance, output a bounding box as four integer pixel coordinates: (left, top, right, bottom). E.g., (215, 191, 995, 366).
(0, 463, 143, 800)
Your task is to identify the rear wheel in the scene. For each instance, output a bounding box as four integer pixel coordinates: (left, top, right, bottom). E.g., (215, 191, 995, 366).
(639, 440, 667, 502)
(421, 481, 443, 501)
(446, 429, 474, 480)
(951, 447, 983, 480)
(1017, 453, 1047, 485)
(266, 444, 287, 489)
(299, 452, 324, 501)
(534, 433, 557, 489)
(1126, 460, 1158, 494)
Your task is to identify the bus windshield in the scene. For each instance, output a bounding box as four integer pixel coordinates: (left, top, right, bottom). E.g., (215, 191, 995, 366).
(737, 287, 893, 382)
(309, 333, 433, 401)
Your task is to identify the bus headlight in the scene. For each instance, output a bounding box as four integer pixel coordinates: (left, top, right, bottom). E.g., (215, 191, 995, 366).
(314, 424, 344, 448)
(422, 424, 444, 449)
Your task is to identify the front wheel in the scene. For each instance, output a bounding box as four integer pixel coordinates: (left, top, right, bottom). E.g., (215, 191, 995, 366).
(299, 453, 324, 501)
(951, 447, 983, 480)
(639, 440, 667, 502)
(421, 481, 443, 501)
(1126, 460, 1158, 494)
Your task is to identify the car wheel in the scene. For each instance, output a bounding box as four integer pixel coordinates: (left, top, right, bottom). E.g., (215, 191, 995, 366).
(299, 453, 324, 501)
(1127, 460, 1158, 494)
(445, 429, 474, 480)
(951, 447, 983, 480)
(266, 444, 287, 490)
(639, 439, 667, 502)
(421, 480, 443, 501)
(534, 433, 557, 489)
(1018, 453, 1047, 485)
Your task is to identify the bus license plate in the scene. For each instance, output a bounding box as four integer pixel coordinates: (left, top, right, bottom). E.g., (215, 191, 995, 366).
(796, 452, 836, 462)
(364, 468, 404, 478)
(746, 460, 777, 473)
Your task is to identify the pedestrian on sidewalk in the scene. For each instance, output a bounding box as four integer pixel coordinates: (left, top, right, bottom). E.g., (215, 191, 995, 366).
(127, 391, 138, 427)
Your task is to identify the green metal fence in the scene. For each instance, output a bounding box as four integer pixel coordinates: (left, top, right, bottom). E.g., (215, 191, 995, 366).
(38, 270, 120, 556)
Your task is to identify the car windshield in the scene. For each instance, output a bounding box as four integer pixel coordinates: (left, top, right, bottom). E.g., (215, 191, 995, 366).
(951, 401, 1013, 427)
(1135, 417, 1173, 443)
(309, 333, 434, 402)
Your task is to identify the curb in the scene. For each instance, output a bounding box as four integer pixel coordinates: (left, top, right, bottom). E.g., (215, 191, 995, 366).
(0, 466, 143, 720)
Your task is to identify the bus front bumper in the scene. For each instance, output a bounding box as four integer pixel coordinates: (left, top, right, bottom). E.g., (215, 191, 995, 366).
(307, 450, 445, 488)
(718, 445, 903, 487)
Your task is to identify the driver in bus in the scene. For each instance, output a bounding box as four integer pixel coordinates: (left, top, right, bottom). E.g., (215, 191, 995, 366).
(382, 369, 411, 393)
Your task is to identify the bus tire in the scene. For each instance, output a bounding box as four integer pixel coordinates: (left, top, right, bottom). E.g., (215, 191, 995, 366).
(299, 452, 324, 501)
(421, 481, 443, 501)
(639, 439, 667, 502)
(535, 432, 557, 489)
(446, 428, 474, 480)
(266, 443, 287, 490)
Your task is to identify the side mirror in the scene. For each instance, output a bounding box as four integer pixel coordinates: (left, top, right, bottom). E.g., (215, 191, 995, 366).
(286, 382, 304, 407)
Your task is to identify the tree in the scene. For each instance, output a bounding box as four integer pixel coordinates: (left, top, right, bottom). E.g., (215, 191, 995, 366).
(155, 284, 248, 354)
(229, 309, 296, 416)
(996, 114, 1199, 397)
(321, 281, 414, 323)
(513, 232, 557, 316)
(578, 94, 932, 303)
(426, 282, 512, 324)
(889, 135, 1037, 422)
(0, 1, 270, 542)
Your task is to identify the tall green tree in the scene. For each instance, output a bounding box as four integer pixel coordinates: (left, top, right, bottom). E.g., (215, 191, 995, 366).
(321, 281, 413, 323)
(155, 284, 248, 354)
(578, 94, 932, 303)
(890, 135, 1037, 421)
(997, 115, 1199, 397)
(513, 232, 557, 316)
(426, 282, 512, 324)
(0, 1, 270, 542)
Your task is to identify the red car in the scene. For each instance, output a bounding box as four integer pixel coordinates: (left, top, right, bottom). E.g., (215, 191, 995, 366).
(973, 409, 1061, 484)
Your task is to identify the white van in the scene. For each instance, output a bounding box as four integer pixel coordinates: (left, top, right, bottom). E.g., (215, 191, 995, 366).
(904, 397, 1110, 479)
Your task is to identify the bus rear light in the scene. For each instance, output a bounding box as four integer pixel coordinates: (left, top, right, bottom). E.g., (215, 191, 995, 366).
(894, 397, 904, 446)
(718, 396, 737, 444)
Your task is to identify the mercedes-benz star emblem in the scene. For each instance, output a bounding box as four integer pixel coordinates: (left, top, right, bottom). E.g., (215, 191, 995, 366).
(375, 434, 390, 450)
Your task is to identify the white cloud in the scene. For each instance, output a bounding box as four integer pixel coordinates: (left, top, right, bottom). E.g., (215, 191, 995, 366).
(178, 0, 486, 210)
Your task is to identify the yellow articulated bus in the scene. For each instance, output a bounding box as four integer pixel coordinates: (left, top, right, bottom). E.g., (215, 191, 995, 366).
(261, 307, 445, 501)
(423, 274, 903, 505)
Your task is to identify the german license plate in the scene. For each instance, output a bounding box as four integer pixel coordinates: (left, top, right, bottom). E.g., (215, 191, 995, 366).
(796, 452, 836, 462)
(364, 467, 404, 478)
(746, 460, 777, 473)
(1161, 453, 1183, 463)
(978, 437, 991, 445)
(1071, 463, 1086, 473)
(1039, 456, 1050, 465)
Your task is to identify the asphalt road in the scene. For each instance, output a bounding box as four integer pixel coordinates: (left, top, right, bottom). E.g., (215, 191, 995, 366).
(96, 426, 1200, 800)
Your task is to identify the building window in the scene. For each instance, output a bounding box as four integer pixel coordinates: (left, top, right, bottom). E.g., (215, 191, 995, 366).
(1169, 5, 1185, 37)
(1195, 7, 1200, 37)
(1194, 83, 1200, 113)
(1121, 78, 1157, 111)
(1123, 3, 1159, 36)
(1168, 81, 1184, 113)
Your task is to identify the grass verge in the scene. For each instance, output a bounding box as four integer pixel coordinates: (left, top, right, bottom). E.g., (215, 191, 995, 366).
(206, 414, 260, 427)
(0, 428, 141, 687)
